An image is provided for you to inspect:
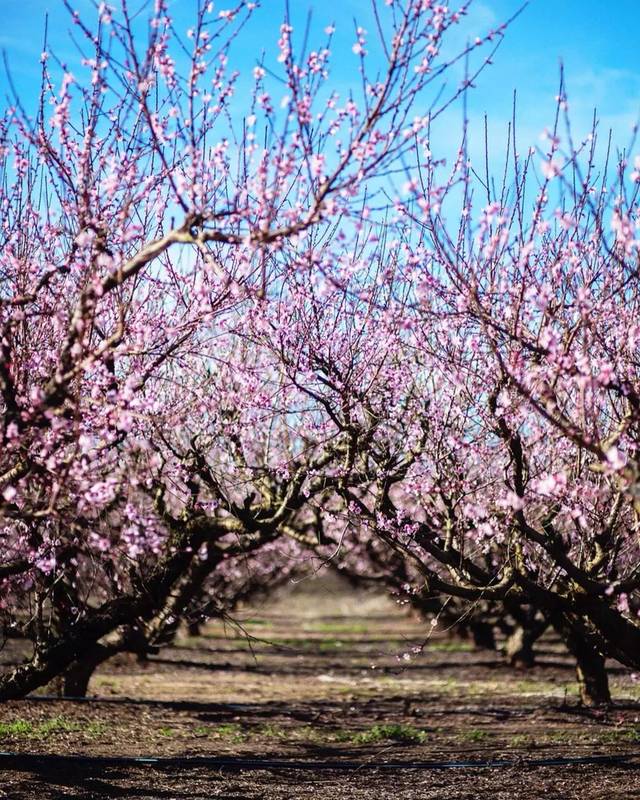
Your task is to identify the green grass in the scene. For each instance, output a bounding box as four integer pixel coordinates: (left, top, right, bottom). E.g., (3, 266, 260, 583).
(426, 641, 475, 653)
(209, 635, 350, 652)
(513, 679, 570, 696)
(189, 721, 430, 746)
(348, 723, 429, 745)
(0, 720, 34, 738)
(597, 727, 640, 745)
(0, 716, 106, 740)
(258, 723, 289, 740)
(270, 637, 344, 650)
(509, 733, 532, 747)
(305, 622, 370, 635)
(318, 639, 345, 651)
(545, 730, 572, 744)
(200, 723, 247, 742)
(459, 728, 490, 743)
(192, 722, 325, 743)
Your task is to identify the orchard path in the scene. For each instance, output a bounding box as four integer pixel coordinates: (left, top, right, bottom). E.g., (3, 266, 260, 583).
(1, 573, 640, 799)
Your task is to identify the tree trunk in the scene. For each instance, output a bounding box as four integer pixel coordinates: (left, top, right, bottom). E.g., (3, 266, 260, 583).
(573, 643, 611, 706)
(62, 659, 97, 698)
(552, 617, 611, 706)
(471, 621, 496, 651)
(0, 542, 197, 701)
(504, 624, 535, 668)
(503, 616, 548, 668)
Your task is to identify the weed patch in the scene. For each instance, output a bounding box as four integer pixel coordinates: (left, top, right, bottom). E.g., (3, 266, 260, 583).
(0, 717, 105, 740)
(348, 723, 429, 745)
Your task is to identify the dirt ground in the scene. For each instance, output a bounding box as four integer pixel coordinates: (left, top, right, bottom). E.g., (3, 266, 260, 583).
(1, 574, 640, 799)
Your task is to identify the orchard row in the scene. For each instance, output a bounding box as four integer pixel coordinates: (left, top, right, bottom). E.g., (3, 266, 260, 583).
(1, 0, 639, 705)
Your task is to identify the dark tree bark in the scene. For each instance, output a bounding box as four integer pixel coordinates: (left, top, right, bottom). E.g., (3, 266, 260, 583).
(551, 616, 611, 706)
(566, 634, 611, 706)
(0, 536, 198, 700)
(62, 656, 100, 698)
(60, 626, 157, 697)
(504, 624, 536, 667)
(470, 620, 497, 651)
(502, 612, 548, 668)
(0, 523, 268, 700)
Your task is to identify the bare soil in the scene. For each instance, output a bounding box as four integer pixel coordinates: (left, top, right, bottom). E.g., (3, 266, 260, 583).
(1, 575, 640, 798)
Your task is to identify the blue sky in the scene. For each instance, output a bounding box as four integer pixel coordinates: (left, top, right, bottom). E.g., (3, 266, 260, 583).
(1, 0, 638, 168)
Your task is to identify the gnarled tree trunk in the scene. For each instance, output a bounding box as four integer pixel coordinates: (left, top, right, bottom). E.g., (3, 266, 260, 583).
(470, 620, 497, 651)
(0, 537, 198, 701)
(552, 616, 611, 706)
(567, 634, 611, 706)
(503, 614, 548, 668)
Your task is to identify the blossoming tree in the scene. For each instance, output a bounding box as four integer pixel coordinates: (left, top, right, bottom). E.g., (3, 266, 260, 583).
(0, 0, 497, 697)
(316, 102, 640, 704)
